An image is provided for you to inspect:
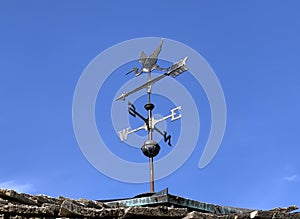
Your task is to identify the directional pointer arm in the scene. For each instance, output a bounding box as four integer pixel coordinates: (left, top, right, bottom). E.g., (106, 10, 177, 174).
(153, 126, 172, 146)
(152, 106, 182, 127)
(118, 123, 148, 141)
(115, 57, 189, 101)
(128, 102, 148, 124)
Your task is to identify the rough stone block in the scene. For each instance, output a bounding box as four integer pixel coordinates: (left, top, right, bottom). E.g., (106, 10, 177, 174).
(124, 206, 188, 218)
(0, 190, 37, 206)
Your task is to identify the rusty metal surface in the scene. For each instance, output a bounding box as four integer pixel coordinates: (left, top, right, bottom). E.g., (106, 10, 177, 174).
(102, 188, 252, 215)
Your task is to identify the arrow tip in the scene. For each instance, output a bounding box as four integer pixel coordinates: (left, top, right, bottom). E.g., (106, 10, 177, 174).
(115, 92, 127, 101)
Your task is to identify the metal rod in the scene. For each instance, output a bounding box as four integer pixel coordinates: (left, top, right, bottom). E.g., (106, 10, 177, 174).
(147, 71, 154, 192)
(148, 93, 154, 192)
(150, 157, 154, 192)
(148, 101, 153, 140)
(147, 72, 153, 140)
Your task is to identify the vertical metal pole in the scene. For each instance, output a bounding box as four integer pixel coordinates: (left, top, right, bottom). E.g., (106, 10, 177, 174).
(147, 72, 154, 192)
(149, 157, 154, 192)
(148, 99, 154, 192)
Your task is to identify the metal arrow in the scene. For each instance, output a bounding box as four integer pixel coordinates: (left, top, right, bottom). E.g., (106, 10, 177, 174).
(115, 57, 188, 101)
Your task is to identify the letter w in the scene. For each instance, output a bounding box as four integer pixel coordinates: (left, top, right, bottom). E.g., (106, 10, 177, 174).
(118, 128, 130, 141)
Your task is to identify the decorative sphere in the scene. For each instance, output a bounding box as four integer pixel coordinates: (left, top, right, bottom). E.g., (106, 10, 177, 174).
(141, 140, 160, 158)
(144, 103, 155, 111)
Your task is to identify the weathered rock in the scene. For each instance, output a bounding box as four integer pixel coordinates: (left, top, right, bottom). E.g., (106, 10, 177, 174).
(31, 194, 60, 205)
(5, 216, 25, 219)
(183, 211, 219, 219)
(292, 213, 300, 219)
(59, 199, 85, 217)
(0, 204, 55, 216)
(77, 198, 104, 209)
(184, 211, 247, 219)
(269, 205, 298, 213)
(242, 210, 291, 218)
(41, 203, 60, 215)
(59, 199, 124, 217)
(124, 206, 188, 218)
(184, 210, 300, 219)
(0, 190, 37, 206)
(0, 198, 8, 206)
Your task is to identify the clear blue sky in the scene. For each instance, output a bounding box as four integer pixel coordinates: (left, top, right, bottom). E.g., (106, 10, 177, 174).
(1, 1, 300, 211)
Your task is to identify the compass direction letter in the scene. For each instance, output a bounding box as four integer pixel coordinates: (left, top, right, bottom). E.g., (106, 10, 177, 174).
(152, 106, 182, 127)
(118, 127, 130, 141)
(170, 106, 182, 121)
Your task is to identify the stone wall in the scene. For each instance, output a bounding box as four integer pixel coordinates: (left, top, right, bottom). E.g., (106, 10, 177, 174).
(0, 189, 299, 218)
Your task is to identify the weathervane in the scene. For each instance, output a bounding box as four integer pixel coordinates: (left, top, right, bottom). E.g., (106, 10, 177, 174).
(115, 40, 188, 192)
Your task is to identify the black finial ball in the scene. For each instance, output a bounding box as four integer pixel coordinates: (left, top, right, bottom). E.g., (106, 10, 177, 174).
(144, 103, 155, 111)
(141, 140, 160, 158)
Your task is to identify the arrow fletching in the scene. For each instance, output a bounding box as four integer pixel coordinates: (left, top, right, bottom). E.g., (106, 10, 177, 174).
(167, 56, 189, 78)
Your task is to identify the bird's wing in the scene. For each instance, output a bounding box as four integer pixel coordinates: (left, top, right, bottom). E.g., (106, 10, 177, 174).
(138, 51, 147, 64)
(149, 40, 163, 59)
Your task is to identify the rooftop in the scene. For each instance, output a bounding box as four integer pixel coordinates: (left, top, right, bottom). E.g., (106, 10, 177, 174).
(0, 188, 299, 219)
